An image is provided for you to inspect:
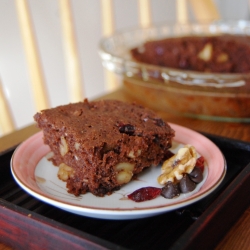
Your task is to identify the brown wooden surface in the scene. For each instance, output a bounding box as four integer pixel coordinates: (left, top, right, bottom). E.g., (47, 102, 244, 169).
(0, 87, 250, 250)
(0, 244, 10, 250)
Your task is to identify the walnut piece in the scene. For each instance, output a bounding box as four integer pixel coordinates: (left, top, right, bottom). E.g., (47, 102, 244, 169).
(58, 163, 74, 181)
(198, 43, 213, 61)
(128, 149, 142, 159)
(217, 53, 229, 63)
(157, 145, 197, 185)
(115, 162, 135, 184)
(59, 136, 68, 156)
(116, 171, 133, 185)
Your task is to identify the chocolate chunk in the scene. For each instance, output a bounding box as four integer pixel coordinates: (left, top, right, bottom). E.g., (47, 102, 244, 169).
(189, 166, 203, 183)
(161, 182, 180, 199)
(179, 174, 196, 193)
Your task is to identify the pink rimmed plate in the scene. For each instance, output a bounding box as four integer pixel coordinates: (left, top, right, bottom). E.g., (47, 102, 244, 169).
(11, 123, 226, 220)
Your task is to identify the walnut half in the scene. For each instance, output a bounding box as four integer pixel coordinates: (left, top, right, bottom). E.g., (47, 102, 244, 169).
(157, 145, 197, 185)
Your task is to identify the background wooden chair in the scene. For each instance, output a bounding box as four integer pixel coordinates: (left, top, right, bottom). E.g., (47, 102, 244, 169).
(0, 0, 226, 137)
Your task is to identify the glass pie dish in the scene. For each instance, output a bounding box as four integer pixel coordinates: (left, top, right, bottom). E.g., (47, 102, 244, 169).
(99, 20, 250, 122)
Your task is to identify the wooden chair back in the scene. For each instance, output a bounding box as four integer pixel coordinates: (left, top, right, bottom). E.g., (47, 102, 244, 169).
(0, 0, 220, 136)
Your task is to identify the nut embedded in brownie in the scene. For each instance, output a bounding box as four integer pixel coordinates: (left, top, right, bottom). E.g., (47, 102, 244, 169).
(34, 99, 175, 197)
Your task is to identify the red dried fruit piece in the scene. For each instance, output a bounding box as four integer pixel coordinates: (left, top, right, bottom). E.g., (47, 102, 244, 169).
(152, 118, 165, 127)
(195, 156, 205, 172)
(127, 187, 161, 202)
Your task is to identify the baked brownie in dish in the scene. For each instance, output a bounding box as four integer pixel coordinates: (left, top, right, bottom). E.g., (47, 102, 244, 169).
(131, 35, 250, 73)
(34, 99, 175, 197)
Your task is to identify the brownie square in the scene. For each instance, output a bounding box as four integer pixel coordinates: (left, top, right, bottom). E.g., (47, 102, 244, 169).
(34, 99, 175, 196)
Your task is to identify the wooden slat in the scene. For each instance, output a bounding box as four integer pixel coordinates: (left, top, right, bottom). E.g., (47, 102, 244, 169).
(0, 123, 39, 152)
(58, 0, 84, 102)
(101, 0, 118, 92)
(176, 0, 189, 23)
(0, 243, 11, 250)
(138, 0, 152, 28)
(15, 0, 49, 111)
(0, 78, 15, 135)
(101, 0, 114, 36)
(189, 0, 220, 21)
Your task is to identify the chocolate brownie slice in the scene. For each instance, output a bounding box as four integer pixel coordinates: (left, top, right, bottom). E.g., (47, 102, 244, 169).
(34, 99, 175, 197)
(131, 35, 250, 73)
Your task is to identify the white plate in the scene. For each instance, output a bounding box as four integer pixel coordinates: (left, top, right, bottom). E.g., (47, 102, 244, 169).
(11, 123, 226, 220)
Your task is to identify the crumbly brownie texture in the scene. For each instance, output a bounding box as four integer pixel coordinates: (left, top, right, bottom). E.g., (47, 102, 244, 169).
(34, 99, 175, 197)
(131, 35, 250, 73)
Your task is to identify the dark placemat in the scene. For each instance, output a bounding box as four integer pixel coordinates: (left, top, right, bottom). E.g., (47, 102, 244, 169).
(0, 133, 250, 250)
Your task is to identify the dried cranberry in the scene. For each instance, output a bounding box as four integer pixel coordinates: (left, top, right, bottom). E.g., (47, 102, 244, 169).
(118, 123, 135, 135)
(153, 118, 165, 127)
(153, 135, 160, 144)
(195, 156, 205, 172)
(127, 187, 161, 202)
(113, 145, 120, 154)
